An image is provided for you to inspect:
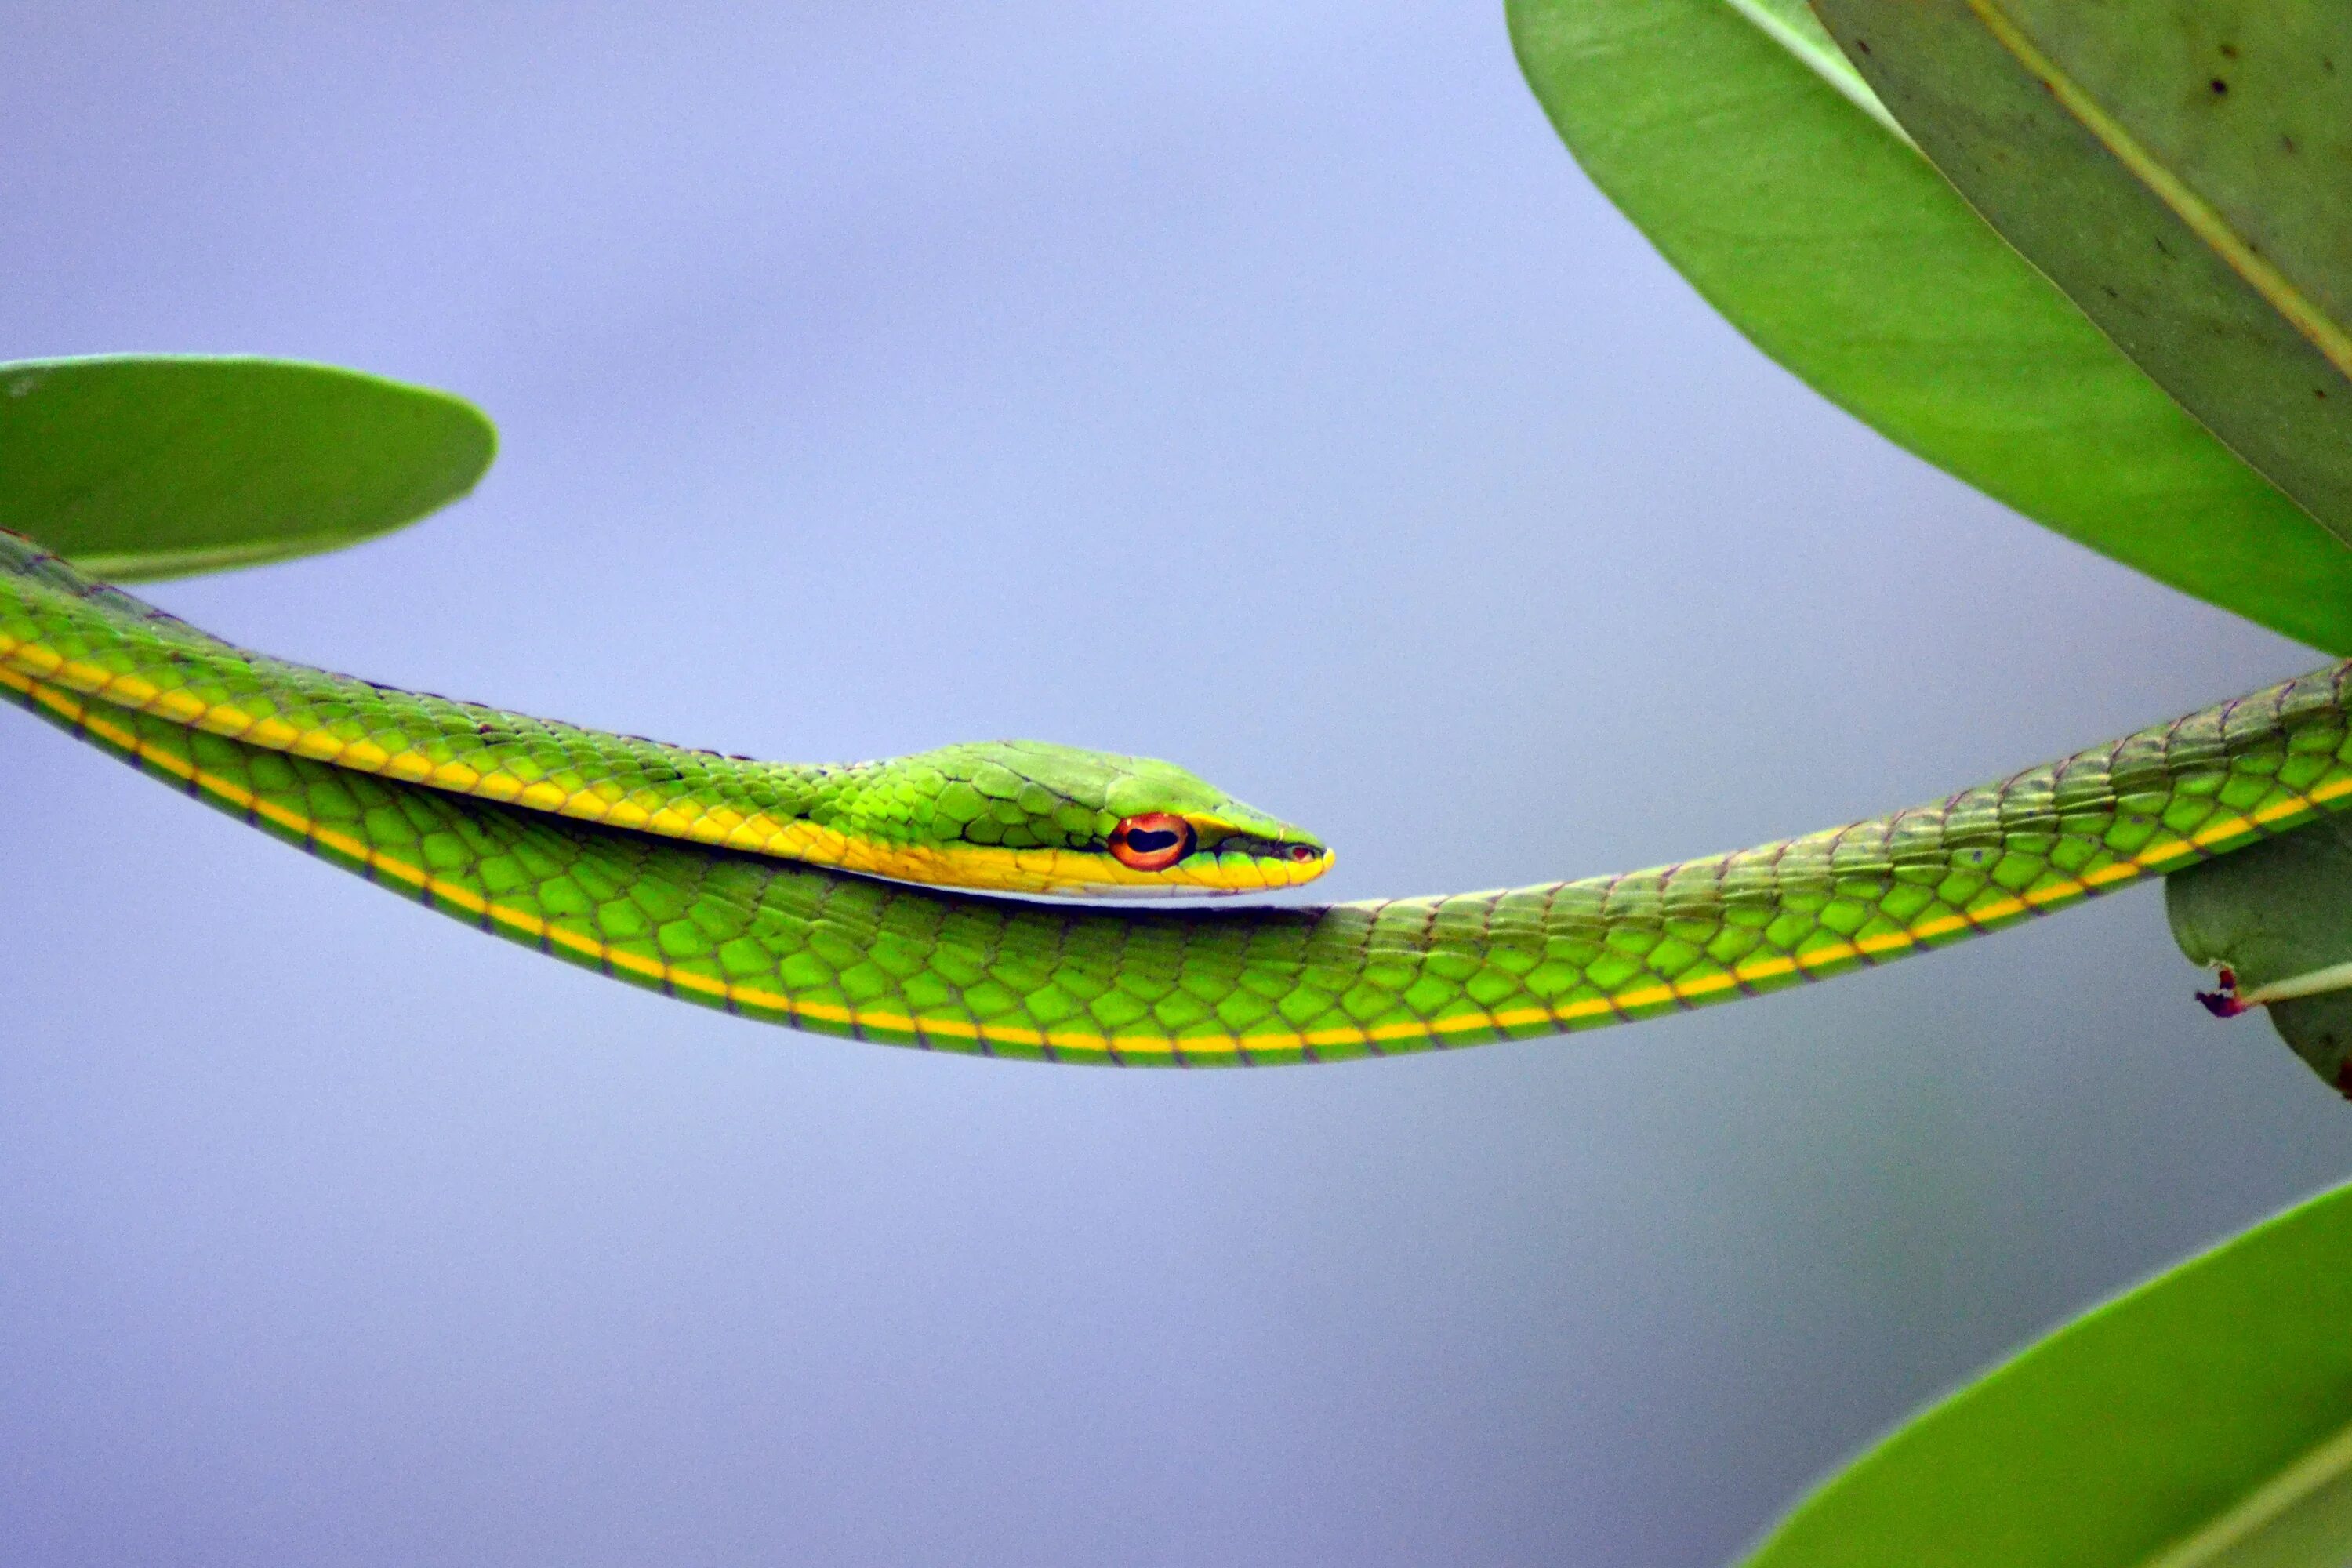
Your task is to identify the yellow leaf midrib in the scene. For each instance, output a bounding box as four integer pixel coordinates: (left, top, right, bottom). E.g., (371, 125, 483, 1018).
(2140, 1414, 2352, 1567)
(1965, 0, 2352, 387)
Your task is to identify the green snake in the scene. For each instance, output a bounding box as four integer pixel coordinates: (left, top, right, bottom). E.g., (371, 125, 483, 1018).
(5, 528, 2343, 1063)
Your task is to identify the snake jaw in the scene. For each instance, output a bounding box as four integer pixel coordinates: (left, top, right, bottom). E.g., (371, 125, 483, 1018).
(1065, 830, 1334, 898)
(1178, 822, 1334, 891)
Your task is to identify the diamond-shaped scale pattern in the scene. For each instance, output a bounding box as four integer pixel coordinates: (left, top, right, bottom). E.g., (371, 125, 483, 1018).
(0, 535, 1326, 897)
(9, 534, 2352, 1062)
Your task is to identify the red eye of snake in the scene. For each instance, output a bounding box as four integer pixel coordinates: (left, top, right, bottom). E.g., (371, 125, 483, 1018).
(1108, 812, 1196, 872)
(1287, 843, 1320, 863)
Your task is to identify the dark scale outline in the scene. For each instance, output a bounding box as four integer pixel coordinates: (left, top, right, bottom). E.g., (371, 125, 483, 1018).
(20, 531, 2352, 1059)
(2, 541, 1316, 896)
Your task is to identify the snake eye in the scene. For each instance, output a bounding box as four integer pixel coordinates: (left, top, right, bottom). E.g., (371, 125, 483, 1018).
(1108, 812, 1196, 872)
(1286, 843, 1320, 864)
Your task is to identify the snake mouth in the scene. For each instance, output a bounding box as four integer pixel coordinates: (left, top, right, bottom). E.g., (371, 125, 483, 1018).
(1152, 826, 1335, 895)
(1043, 843, 1338, 898)
(958, 822, 1335, 899)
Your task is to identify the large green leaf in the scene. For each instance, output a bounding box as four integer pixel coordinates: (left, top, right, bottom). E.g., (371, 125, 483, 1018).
(1810, 0, 2352, 548)
(0, 355, 495, 580)
(1506, 0, 2352, 653)
(1745, 1181, 2352, 1566)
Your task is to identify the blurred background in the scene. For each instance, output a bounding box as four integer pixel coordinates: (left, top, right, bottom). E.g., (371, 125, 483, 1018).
(4, 4, 2346, 1563)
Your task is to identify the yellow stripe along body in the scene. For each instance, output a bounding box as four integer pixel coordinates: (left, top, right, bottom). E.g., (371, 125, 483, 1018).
(8, 551, 2352, 1060)
(0, 537, 1331, 902)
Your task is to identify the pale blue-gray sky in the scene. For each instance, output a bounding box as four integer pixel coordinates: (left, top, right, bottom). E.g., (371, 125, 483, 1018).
(5, 5, 2347, 1564)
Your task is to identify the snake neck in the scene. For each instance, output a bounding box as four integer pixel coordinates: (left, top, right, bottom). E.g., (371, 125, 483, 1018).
(0, 537, 873, 853)
(0, 537, 1234, 891)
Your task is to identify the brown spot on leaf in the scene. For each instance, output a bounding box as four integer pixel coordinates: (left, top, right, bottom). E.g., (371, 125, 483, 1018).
(2210, 77, 2230, 95)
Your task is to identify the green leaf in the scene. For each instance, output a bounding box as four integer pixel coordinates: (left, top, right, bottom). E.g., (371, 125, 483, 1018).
(1745, 1181, 2352, 1566)
(1809, 0, 2352, 549)
(2168, 816, 2352, 1094)
(1505, 0, 2352, 653)
(0, 355, 496, 580)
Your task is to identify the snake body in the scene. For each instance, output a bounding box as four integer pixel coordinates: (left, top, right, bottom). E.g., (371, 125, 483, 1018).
(9, 532, 2351, 1064)
(0, 532, 1330, 900)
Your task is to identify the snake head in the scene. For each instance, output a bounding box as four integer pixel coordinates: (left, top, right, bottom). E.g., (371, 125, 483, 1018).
(826, 739, 1333, 898)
